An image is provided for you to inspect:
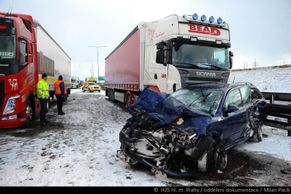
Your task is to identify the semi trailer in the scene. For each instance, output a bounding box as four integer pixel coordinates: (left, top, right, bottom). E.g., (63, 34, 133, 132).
(0, 12, 71, 129)
(105, 14, 233, 106)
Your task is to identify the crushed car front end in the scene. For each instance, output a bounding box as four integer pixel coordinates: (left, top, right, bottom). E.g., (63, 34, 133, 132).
(117, 84, 267, 178)
(117, 87, 225, 177)
(119, 122, 220, 177)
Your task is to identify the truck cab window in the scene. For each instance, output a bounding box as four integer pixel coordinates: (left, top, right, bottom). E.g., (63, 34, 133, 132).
(19, 39, 27, 66)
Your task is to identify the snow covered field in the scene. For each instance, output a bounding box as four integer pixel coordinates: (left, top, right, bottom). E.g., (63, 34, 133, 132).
(229, 65, 291, 93)
(0, 90, 290, 186)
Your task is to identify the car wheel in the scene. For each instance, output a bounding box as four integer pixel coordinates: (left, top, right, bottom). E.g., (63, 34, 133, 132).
(119, 144, 139, 166)
(249, 106, 263, 142)
(213, 146, 228, 172)
(126, 157, 139, 166)
(205, 145, 228, 173)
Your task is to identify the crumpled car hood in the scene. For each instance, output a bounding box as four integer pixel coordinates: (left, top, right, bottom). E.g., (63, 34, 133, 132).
(128, 89, 212, 132)
(182, 116, 213, 136)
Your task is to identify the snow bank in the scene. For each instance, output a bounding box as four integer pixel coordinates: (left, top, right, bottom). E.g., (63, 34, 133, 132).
(229, 66, 291, 93)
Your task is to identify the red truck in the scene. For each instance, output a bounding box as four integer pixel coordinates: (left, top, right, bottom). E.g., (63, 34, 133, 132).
(105, 14, 233, 106)
(0, 13, 71, 129)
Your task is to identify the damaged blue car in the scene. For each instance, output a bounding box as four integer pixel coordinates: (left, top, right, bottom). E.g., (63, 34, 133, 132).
(118, 83, 267, 177)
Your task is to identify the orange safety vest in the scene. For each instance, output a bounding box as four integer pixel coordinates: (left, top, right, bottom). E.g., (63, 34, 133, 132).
(54, 80, 63, 95)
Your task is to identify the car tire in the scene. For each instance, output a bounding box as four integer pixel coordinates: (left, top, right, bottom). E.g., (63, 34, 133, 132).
(248, 106, 263, 142)
(120, 145, 139, 167)
(205, 145, 228, 173)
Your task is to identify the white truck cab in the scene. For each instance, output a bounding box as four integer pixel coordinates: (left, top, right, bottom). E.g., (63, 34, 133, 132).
(105, 13, 233, 105)
(141, 13, 232, 93)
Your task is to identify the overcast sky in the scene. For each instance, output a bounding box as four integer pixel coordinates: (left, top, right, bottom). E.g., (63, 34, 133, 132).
(1, 0, 291, 80)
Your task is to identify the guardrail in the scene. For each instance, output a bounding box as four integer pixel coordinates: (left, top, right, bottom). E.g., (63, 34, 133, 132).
(262, 92, 291, 136)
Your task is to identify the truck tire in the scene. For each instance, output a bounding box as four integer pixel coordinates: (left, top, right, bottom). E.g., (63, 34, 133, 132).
(25, 100, 36, 127)
(126, 92, 136, 107)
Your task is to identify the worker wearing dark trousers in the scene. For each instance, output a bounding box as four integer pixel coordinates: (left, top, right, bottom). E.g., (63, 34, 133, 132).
(39, 99, 48, 125)
(54, 75, 65, 115)
(37, 73, 49, 126)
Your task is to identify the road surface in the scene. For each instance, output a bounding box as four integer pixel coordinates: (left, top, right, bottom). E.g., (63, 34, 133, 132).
(0, 89, 290, 186)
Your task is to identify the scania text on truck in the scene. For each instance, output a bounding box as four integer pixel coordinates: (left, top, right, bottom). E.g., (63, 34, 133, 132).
(105, 14, 233, 106)
(0, 12, 71, 129)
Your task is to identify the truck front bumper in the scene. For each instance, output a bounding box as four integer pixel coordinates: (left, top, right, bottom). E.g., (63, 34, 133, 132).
(0, 118, 26, 129)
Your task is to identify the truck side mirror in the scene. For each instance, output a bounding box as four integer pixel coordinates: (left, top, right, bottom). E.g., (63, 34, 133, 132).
(229, 51, 234, 69)
(156, 49, 165, 64)
(26, 54, 33, 64)
(156, 41, 172, 66)
(156, 42, 165, 50)
(26, 43, 33, 63)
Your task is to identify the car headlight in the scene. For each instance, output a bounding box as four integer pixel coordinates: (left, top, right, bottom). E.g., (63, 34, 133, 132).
(3, 96, 20, 115)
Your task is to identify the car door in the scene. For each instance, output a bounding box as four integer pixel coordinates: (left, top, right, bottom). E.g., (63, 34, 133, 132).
(221, 88, 245, 148)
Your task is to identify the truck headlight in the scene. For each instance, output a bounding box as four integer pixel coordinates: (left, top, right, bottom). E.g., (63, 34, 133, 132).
(3, 96, 20, 115)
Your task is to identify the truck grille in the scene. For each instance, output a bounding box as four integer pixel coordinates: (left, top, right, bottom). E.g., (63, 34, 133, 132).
(0, 80, 4, 109)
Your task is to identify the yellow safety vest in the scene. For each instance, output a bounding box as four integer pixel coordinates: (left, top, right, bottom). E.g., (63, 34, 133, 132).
(37, 79, 49, 99)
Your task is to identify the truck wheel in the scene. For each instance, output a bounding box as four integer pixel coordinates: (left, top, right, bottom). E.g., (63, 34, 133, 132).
(126, 92, 136, 107)
(25, 100, 36, 127)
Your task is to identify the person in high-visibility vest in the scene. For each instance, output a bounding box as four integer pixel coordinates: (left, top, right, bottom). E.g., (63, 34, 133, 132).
(54, 75, 65, 115)
(37, 73, 49, 126)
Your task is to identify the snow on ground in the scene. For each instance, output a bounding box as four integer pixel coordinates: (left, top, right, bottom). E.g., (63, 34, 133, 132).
(0, 90, 290, 186)
(238, 126, 291, 163)
(0, 90, 164, 186)
(229, 66, 291, 93)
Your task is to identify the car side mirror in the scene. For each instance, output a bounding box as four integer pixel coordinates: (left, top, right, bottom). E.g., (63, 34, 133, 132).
(227, 104, 239, 113)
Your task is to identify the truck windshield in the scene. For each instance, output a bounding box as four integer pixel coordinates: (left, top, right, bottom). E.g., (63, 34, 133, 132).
(172, 43, 229, 71)
(0, 35, 15, 59)
(171, 87, 223, 115)
(0, 35, 18, 76)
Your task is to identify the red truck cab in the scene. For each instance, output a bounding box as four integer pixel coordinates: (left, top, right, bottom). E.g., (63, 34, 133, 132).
(0, 13, 39, 129)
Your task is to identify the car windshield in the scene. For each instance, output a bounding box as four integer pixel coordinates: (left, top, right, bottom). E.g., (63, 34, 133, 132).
(172, 43, 229, 71)
(89, 82, 96, 85)
(171, 87, 223, 115)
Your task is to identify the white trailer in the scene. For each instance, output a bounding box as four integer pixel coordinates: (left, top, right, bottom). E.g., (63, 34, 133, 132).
(34, 22, 71, 96)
